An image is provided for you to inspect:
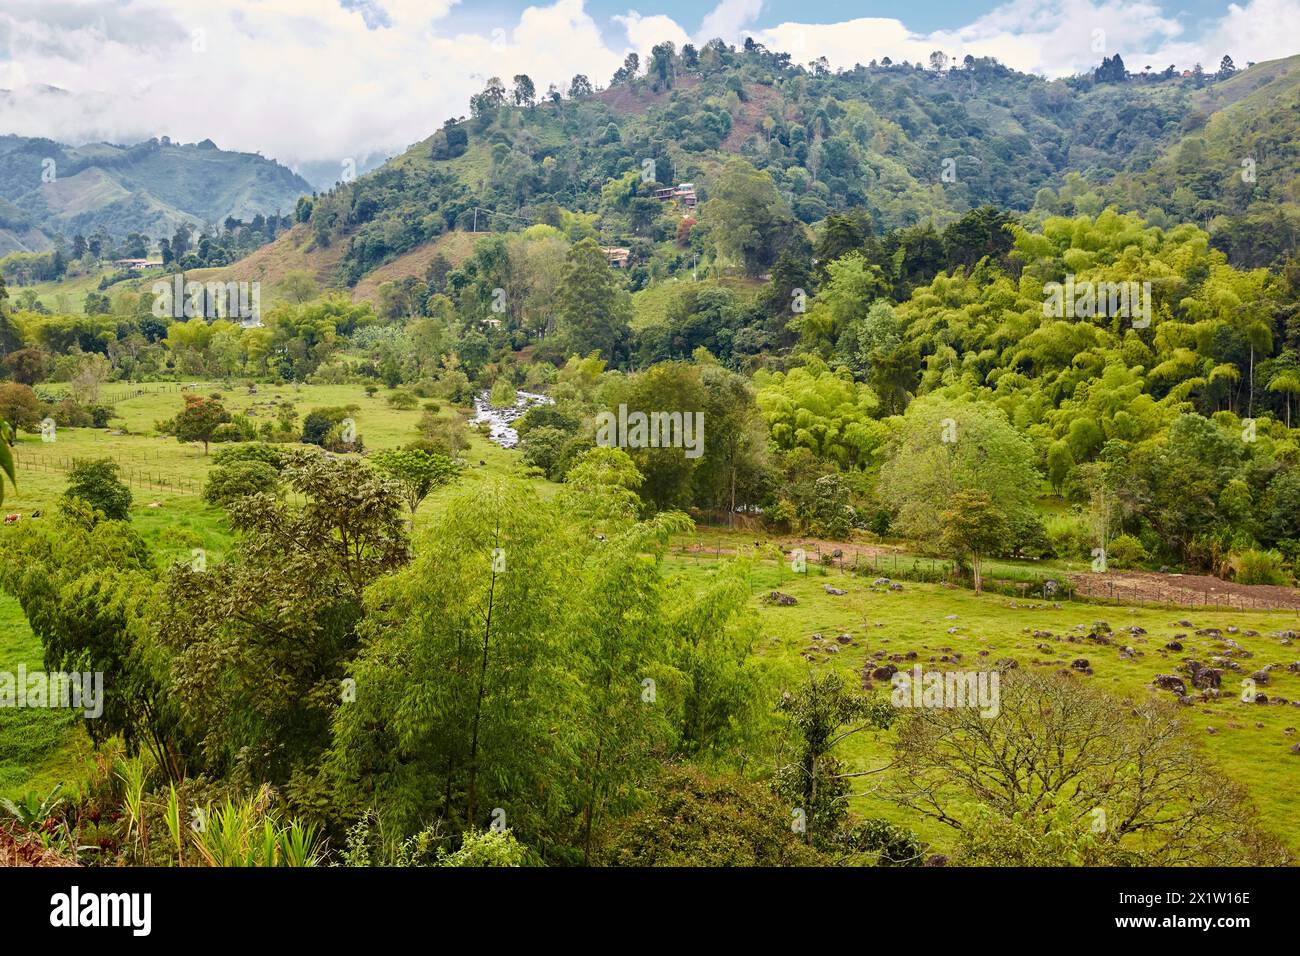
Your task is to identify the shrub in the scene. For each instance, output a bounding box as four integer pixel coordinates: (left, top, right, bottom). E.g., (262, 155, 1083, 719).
(386, 390, 418, 410)
(1045, 513, 1090, 561)
(203, 461, 282, 508)
(62, 458, 132, 521)
(489, 378, 517, 407)
(435, 828, 528, 867)
(1105, 533, 1148, 569)
(212, 443, 288, 472)
(601, 766, 827, 867)
(1229, 548, 1290, 586)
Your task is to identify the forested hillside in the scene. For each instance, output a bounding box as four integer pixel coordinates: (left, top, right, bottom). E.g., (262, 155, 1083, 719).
(296, 46, 1299, 291)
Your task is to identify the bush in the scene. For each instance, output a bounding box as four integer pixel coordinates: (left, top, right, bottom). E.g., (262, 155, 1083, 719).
(435, 828, 528, 867)
(1229, 548, 1290, 586)
(386, 390, 418, 410)
(203, 460, 281, 508)
(1046, 514, 1090, 561)
(601, 766, 828, 867)
(211, 416, 257, 444)
(1105, 533, 1148, 569)
(489, 378, 517, 407)
(212, 443, 288, 472)
(62, 458, 132, 521)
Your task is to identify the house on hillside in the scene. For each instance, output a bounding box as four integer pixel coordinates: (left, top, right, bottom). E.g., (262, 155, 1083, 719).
(602, 247, 631, 268)
(651, 183, 698, 209)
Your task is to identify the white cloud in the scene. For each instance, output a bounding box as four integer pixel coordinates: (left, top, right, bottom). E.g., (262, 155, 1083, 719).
(614, 11, 691, 61)
(0, 0, 1295, 171)
(696, 0, 764, 43)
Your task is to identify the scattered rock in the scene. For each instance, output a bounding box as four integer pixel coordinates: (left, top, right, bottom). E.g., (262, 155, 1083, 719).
(1165, 641, 1184, 651)
(763, 591, 798, 606)
(1152, 674, 1187, 695)
(1071, 658, 1091, 672)
(824, 585, 848, 596)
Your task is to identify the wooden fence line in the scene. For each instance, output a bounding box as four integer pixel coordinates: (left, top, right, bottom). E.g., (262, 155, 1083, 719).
(673, 537, 1300, 614)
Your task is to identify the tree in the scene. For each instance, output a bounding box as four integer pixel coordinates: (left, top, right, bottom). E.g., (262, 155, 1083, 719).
(3, 348, 49, 386)
(173, 393, 229, 455)
(555, 239, 633, 363)
(648, 42, 676, 90)
(1218, 55, 1236, 78)
(71, 353, 112, 406)
(157, 451, 409, 783)
(328, 479, 761, 859)
(893, 670, 1288, 865)
(703, 159, 795, 276)
(568, 74, 593, 98)
(511, 74, 536, 109)
(277, 270, 318, 304)
(203, 460, 281, 508)
(878, 397, 1040, 552)
(0, 420, 13, 506)
(0, 382, 42, 435)
(63, 458, 132, 521)
(939, 490, 1009, 592)
(0, 503, 183, 777)
(371, 447, 461, 514)
(774, 671, 896, 849)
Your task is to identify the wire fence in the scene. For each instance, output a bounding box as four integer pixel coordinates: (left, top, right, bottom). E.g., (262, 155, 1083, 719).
(11, 449, 201, 496)
(672, 538, 1300, 614)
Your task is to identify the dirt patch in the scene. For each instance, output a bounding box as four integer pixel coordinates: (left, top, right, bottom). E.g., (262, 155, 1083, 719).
(0, 827, 78, 867)
(1069, 570, 1300, 611)
(721, 83, 782, 152)
(350, 231, 484, 304)
(595, 75, 699, 117)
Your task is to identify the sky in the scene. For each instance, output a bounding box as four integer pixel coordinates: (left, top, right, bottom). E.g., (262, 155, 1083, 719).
(1, 0, 1298, 181)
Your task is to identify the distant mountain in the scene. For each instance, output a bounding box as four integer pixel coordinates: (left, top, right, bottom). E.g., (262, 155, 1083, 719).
(0, 134, 313, 253)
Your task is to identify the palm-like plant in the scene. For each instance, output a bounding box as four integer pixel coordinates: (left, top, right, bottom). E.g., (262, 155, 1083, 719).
(0, 784, 64, 831)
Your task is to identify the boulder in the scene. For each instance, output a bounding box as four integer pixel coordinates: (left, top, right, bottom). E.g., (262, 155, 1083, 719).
(1152, 674, 1187, 695)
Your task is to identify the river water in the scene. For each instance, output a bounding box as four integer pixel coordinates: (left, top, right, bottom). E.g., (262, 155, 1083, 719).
(471, 389, 553, 448)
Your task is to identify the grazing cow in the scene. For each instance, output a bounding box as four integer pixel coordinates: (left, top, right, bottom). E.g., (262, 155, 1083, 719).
(4, 514, 20, 525)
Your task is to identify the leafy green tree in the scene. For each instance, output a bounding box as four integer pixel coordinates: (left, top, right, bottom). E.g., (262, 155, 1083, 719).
(939, 490, 1009, 592)
(0, 502, 185, 778)
(203, 460, 281, 508)
(774, 672, 895, 848)
(703, 158, 796, 276)
(157, 452, 409, 784)
(63, 457, 132, 521)
(878, 396, 1039, 551)
(173, 393, 229, 455)
(555, 239, 633, 363)
(371, 447, 461, 514)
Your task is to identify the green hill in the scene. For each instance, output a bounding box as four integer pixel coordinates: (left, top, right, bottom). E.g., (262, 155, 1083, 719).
(279, 47, 1299, 293)
(0, 133, 313, 244)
